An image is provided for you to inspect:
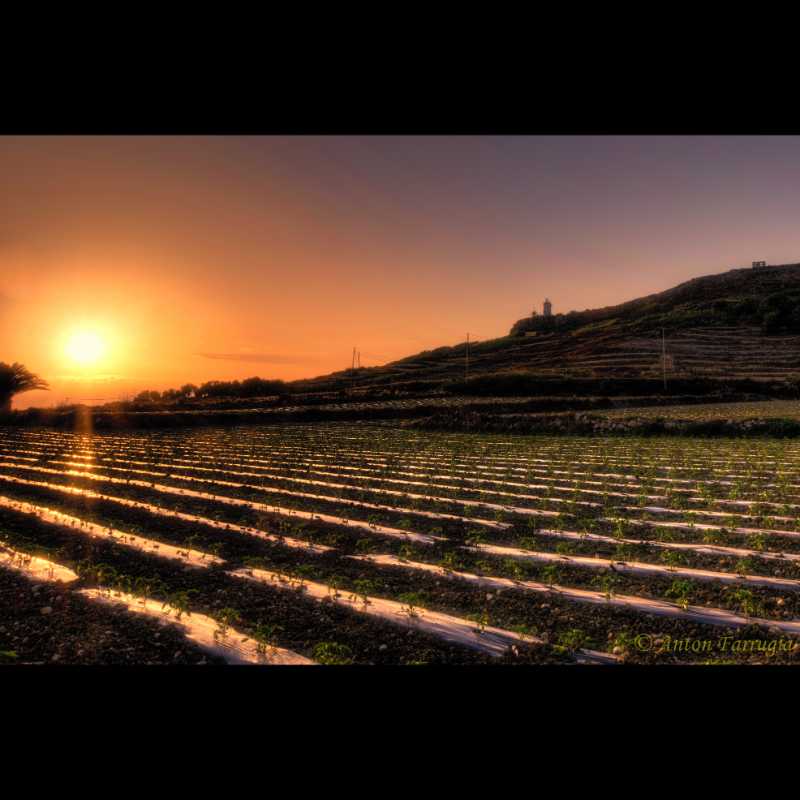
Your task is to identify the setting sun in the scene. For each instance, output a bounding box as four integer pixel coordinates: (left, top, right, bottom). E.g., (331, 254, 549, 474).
(65, 330, 107, 366)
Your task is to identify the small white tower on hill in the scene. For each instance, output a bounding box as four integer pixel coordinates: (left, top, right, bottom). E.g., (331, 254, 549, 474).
(543, 298, 552, 317)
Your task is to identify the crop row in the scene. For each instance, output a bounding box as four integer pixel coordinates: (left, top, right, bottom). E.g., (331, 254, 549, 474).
(3, 424, 800, 663)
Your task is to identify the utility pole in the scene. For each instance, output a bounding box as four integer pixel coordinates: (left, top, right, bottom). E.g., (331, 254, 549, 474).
(352, 346, 356, 371)
(465, 333, 470, 381)
(661, 328, 667, 391)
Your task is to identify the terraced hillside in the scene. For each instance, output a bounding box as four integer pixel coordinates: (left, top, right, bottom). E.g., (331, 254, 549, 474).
(350, 325, 800, 383)
(2, 422, 800, 664)
(293, 264, 800, 391)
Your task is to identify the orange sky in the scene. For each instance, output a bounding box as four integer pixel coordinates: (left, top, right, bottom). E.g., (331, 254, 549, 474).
(4, 135, 800, 408)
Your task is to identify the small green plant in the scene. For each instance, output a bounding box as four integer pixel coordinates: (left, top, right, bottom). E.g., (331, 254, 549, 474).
(555, 541, 575, 556)
(702, 529, 724, 545)
(439, 550, 461, 574)
(398, 591, 425, 621)
(540, 564, 560, 587)
(351, 578, 376, 609)
(665, 579, 692, 610)
(474, 558, 495, 575)
(555, 628, 587, 652)
(465, 529, 486, 549)
(213, 607, 242, 641)
(163, 589, 197, 620)
(614, 543, 637, 564)
(735, 557, 755, 577)
(511, 623, 536, 643)
(242, 555, 267, 571)
(726, 587, 762, 618)
(610, 629, 635, 655)
(294, 564, 318, 584)
(312, 641, 354, 665)
(473, 606, 491, 636)
(659, 549, 686, 571)
(594, 571, 620, 600)
(253, 622, 284, 660)
(114, 573, 133, 596)
(502, 557, 525, 582)
(326, 576, 343, 599)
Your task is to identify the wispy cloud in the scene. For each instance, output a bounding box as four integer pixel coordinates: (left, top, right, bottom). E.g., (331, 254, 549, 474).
(196, 352, 319, 365)
(53, 374, 129, 384)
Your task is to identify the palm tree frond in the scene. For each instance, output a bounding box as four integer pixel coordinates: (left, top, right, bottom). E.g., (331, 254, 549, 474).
(0, 362, 49, 411)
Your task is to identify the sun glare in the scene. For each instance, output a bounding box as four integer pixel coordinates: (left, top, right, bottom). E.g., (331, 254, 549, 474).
(65, 330, 107, 365)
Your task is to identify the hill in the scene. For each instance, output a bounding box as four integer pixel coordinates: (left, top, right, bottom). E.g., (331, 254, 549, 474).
(295, 263, 800, 393)
(8, 262, 800, 430)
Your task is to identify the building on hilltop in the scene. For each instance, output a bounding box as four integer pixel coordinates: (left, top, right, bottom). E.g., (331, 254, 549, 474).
(749, 261, 800, 269)
(543, 298, 552, 317)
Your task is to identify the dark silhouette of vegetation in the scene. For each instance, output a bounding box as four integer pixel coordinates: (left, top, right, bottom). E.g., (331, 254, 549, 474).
(509, 263, 800, 337)
(197, 377, 288, 399)
(0, 363, 48, 414)
(134, 384, 198, 404)
(133, 377, 287, 405)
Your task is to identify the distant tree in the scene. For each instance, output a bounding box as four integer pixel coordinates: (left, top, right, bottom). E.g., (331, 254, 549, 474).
(0, 362, 49, 413)
(134, 390, 162, 403)
(194, 377, 286, 400)
(240, 377, 287, 397)
(127, 377, 289, 405)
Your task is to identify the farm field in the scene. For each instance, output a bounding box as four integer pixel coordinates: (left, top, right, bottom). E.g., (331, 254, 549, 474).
(2, 422, 800, 664)
(600, 400, 800, 422)
(12, 392, 728, 430)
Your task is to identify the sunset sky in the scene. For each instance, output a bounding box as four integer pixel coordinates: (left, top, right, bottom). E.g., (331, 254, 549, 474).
(3, 135, 800, 408)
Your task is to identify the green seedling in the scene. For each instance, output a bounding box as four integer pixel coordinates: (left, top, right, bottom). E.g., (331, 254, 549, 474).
(213, 607, 242, 642)
(351, 578, 375, 609)
(556, 628, 587, 652)
(540, 564, 560, 588)
(659, 549, 686, 571)
(312, 641, 354, 665)
(665, 579, 692, 610)
(253, 622, 284, 660)
(398, 591, 424, 621)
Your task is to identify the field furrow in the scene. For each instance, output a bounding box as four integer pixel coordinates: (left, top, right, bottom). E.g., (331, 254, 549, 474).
(3, 425, 800, 663)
